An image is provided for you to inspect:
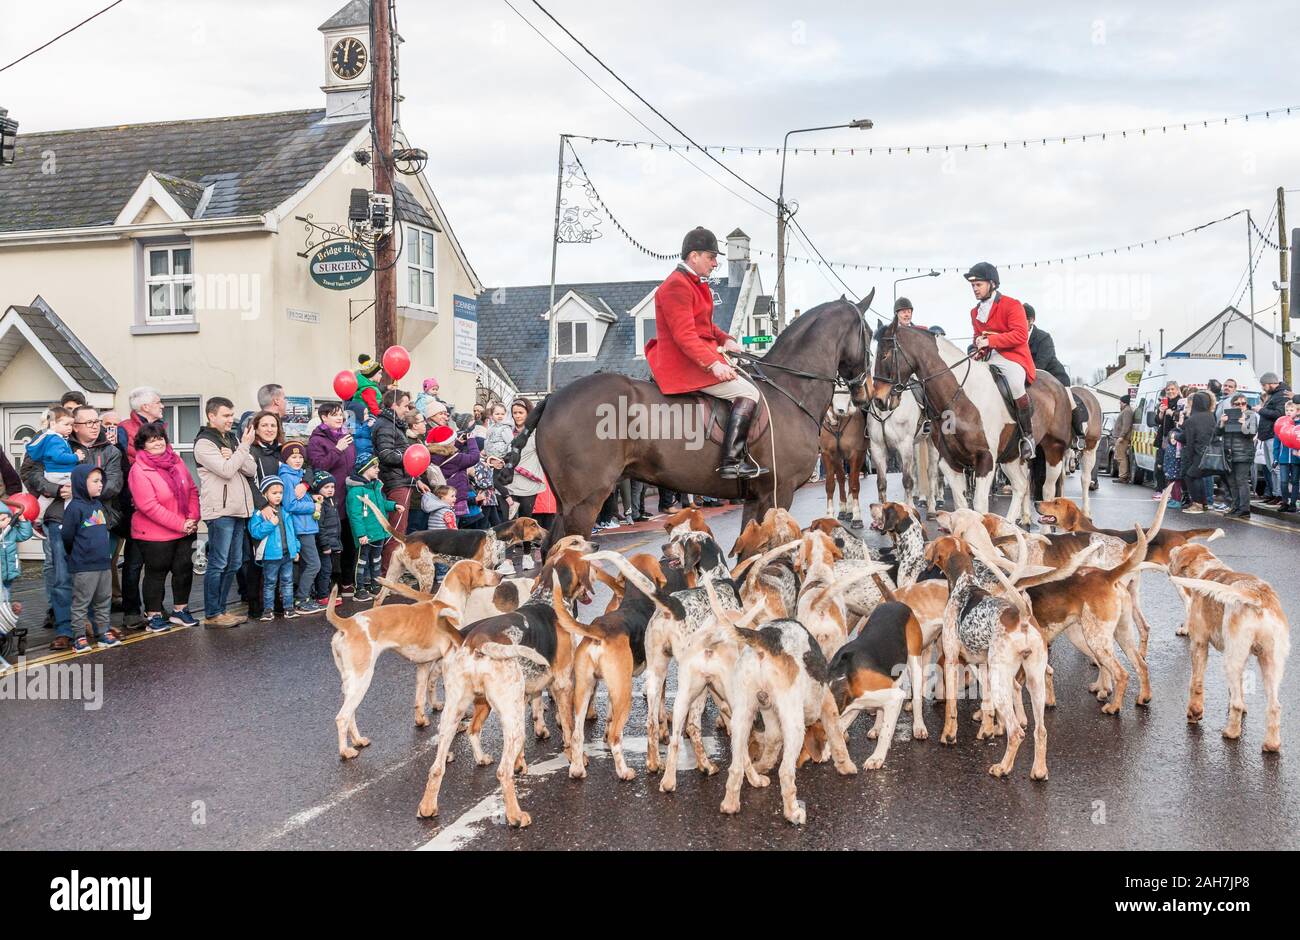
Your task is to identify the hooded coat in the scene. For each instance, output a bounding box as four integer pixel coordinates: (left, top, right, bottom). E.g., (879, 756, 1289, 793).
(61, 463, 112, 573)
(430, 434, 480, 517)
(306, 422, 356, 492)
(1, 503, 34, 585)
(345, 474, 396, 543)
(278, 463, 319, 535)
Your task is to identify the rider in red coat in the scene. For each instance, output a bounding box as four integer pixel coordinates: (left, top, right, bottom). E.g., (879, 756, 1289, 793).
(646, 227, 766, 479)
(965, 262, 1037, 462)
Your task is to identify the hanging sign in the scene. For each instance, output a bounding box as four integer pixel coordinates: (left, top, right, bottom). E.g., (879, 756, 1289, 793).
(309, 241, 374, 290)
(453, 294, 478, 373)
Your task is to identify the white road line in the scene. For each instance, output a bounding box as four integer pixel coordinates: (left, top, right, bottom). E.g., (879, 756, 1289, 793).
(259, 736, 439, 847)
(418, 735, 721, 851)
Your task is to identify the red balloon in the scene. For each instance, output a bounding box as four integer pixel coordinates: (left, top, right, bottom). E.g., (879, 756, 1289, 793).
(3, 493, 39, 523)
(382, 344, 411, 382)
(333, 369, 358, 401)
(403, 443, 430, 478)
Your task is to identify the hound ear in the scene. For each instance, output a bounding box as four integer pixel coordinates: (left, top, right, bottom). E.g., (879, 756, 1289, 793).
(854, 287, 876, 316)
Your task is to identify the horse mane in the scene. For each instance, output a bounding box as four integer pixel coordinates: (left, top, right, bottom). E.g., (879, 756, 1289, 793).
(763, 298, 862, 361)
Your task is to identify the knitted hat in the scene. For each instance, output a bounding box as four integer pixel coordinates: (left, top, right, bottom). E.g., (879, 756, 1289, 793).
(423, 377, 439, 392)
(423, 398, 448, 417)
(357, 354, 382, 378)
(280, 440, 306, 461)
(258, 476, 284, 494)
(1260, 372, 1280, 385)
(355, 454, 379, 475)
(428, 425, 455, 446)
(1120, 394, 1131, 405)
(311, 469, 335, 492)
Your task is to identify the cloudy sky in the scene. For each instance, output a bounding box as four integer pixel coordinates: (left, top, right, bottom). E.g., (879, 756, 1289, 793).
(5, 0, 1297, 380)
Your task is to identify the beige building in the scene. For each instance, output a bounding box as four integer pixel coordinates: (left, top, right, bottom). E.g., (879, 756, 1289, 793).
(0, 1, 481, 484)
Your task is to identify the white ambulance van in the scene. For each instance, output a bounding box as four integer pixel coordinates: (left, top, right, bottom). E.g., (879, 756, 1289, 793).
(1127, 352, 1262, 484)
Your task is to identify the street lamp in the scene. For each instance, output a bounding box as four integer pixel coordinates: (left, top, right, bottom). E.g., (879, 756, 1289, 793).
(892, 270, 940, 305)
(776, 118, 872, 330)
(0, 107, 18, 167)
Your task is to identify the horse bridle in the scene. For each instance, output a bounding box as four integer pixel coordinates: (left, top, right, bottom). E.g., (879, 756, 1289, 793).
(731, 310, 872, 431)
(872, 327, 976, 424)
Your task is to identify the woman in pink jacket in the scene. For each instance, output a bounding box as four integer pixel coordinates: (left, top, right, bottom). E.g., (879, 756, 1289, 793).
(128, 422, 201, 633)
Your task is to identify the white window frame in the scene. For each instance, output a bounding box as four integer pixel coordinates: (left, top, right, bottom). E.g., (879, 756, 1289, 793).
(144, 244, 195, 323)
(635, 314, 656, 358)
(401, 223, 437, 311)
(160, 396, 202, 481)
(554, 318, 591, 358)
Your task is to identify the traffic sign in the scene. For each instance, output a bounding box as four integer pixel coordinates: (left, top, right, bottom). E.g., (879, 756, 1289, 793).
(742, 335, 774, 345)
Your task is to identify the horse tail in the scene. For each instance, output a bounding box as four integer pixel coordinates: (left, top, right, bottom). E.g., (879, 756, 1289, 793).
(498, 396, 548, 487)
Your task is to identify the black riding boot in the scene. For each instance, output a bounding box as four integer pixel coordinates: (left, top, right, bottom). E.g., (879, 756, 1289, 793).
(1014, 394, 1036, 463)
(1071, 402, 1089, 452)
(718, 399, 768, 480)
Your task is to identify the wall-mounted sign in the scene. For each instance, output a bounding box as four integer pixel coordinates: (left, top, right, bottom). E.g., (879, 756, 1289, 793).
(287, 307, 321, 325)
(309, 241, 373, 291)
(453, 294, 477, 373)
(1124, 369, 1143, 384)
(283, 396, 314, 438)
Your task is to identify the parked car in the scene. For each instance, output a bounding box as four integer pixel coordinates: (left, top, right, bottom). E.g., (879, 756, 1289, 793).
(1095, 412, 1117, 479)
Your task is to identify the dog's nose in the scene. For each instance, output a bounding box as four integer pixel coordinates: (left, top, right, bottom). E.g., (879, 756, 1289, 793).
(590, 540, 601, 551)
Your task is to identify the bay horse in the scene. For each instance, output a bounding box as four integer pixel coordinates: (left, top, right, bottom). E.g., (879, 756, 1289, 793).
(818, 391, 868, 528)
(871, 318, 1073, 526)
(506, 292, 876, 543)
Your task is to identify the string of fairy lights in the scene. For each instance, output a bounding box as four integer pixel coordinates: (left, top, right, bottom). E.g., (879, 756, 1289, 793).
(572, 105, 1300, 158)
(567, 140, 1260, 275)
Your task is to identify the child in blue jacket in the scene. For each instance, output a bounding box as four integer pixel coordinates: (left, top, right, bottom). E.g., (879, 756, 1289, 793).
(278, 442, 322, 613)
(60, 464, 119, 650)
(249, 477, 301, 621)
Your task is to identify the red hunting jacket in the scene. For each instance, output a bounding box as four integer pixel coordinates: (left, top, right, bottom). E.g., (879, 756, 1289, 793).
(646, 266, 733, 395)
(969, 292, 1036, 384)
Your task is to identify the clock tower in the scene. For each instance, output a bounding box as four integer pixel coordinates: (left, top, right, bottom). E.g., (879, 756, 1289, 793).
(319, 1, 372, 122)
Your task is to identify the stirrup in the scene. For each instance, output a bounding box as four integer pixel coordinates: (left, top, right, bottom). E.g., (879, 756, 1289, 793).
(719, 452, 768, 480)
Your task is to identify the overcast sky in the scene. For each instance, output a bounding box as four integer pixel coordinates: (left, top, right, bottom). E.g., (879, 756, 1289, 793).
(5, 0, 1297, 379)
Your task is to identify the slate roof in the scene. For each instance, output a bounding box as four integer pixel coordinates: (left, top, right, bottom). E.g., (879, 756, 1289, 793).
(394, 182, 440, 231)
(0, 109, 367, 233)
(154, 173, 207, 216)
(319, 0, 369, 30)
(0, 296, 117, 393)
(477, 276, 744, 394)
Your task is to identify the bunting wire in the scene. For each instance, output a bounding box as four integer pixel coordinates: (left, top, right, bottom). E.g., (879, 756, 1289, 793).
(573, 106, 1300, 157)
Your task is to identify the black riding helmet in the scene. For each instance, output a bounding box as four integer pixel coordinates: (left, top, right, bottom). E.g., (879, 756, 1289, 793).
(928, 324, 946, 336)
(963, 261, 999, 286)
(681, 226, 720, 260)
(894, 296, 913, 313)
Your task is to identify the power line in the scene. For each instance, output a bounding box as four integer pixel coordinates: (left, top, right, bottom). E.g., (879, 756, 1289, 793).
(528, 0, 776, 206)
(501, 1, 775, 219)
(0, 0, 125, 74)
(575, 105, 1300, 158)
(786, 214, 861, 301)
(1230, 203, 1276, 312)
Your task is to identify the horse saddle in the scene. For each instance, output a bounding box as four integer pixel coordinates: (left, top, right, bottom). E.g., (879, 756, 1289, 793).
(660, 393, 770, 447)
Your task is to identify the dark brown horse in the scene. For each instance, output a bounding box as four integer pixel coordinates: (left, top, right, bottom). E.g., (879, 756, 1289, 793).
(818, 394, 868, 528)
(506, 292, 875, 542)
(871, 317, 1072, 524)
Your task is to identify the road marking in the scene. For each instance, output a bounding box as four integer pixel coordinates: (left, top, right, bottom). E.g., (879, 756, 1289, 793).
(418, 735, 720, 851)
(0, 624, 191, 678)
(258, 736, 441, 847)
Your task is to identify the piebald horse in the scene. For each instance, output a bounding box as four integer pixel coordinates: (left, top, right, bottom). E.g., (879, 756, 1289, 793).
(506, 292, 876, 543)
(872, 318, 1073, 526)
(865, 386, 939, 512)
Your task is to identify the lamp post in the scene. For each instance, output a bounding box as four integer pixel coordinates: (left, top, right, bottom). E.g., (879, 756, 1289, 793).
(892, 270, 940, 305)
(776, 118, 872, 330)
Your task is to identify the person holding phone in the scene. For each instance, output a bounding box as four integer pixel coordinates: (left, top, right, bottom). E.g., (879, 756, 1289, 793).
(307, 402, 357, 596)
(1220, 393, 1258, 517)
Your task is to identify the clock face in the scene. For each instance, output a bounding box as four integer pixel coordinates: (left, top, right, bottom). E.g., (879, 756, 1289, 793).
(330, 37, 367, 81)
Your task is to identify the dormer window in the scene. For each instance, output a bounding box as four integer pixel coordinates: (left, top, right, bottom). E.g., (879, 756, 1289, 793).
(557, 320, 589, 356)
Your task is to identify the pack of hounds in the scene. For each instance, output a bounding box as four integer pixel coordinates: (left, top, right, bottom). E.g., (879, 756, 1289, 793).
(324, 490, 1290, 828)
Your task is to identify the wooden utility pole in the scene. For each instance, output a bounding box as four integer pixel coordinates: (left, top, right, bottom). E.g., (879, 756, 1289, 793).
(372, 0, 397, 357)
(1279, 186, 1292, 387)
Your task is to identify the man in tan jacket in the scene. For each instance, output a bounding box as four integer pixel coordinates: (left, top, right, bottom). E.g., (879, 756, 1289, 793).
(193, 396, 259, 627)
(1112, 394, 1134, 482)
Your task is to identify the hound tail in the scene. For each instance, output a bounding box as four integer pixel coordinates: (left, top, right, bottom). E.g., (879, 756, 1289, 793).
(582, 550, 683, 619)
(1168, 577, 1266, 609)
(1105, 524, 1150, 584)
(373, 576, 435, 603)
(549, 571, 607, 641)
(1014, 541, 1104, 589)
(478, 642, 550, 667)
(702, 574, 766, 631)
(358, 493, 406, 544)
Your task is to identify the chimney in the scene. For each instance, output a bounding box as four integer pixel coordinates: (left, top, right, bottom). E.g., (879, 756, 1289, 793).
(726, 228, 750, 287)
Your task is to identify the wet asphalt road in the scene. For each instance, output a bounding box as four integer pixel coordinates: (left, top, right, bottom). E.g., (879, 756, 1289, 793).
(2, 476, 1297, 851)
